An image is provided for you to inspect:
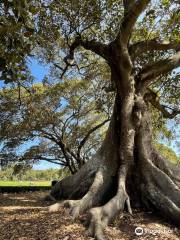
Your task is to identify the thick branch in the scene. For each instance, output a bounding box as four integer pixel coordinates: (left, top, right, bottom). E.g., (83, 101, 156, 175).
(117, 0, 150, 44)
(66, 36, 109, 62)
(56, 140, 77, 172)
(39, 130, 77, 173)
(58, 36, 109, 78)
(130, 39, 180, 58)
(123, 0, 135, 14)
(77, 118, 110, 159)
(20, 154, 65, 166)
(138, 52, 180, 87)
(145, 89, 180, 119)
(38, 156, 63, 165)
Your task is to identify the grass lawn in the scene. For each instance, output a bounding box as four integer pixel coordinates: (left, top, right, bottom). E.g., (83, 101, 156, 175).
(0, 181, 51, 187)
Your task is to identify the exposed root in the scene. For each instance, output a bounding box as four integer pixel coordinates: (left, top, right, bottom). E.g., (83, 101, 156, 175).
(137, 129, 180, 223)
(60, 160, 132, 240)
(150, 161, 180, 207)
(85, 166, 132, 240)
(145, 181, 180, 224)
(87, 192, 131, 239)
(63, 166, 111, 219)
(48, 202, 62, 212)
(152, 148, 180, 186)
(50, 165, 97, 200)
(136, 106, 180, 225)
(141, 158, 180, 224)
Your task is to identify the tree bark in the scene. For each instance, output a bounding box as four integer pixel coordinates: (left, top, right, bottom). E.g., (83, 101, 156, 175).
(136, 106, 180, 224)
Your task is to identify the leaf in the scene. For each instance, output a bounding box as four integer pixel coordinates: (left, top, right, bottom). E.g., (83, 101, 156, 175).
(29, 6, 39, 15)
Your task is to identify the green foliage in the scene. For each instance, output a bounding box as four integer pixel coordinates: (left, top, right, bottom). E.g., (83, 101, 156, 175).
(155, 143, 180, 164)
(0, 0, 179, 84)
(0, 0, 38, 83)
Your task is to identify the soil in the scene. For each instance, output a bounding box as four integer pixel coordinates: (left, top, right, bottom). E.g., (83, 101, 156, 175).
(0, 191, 179, 240)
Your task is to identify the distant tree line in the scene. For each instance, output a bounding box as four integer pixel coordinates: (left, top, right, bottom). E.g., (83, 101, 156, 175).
(0, 167, 69, 181)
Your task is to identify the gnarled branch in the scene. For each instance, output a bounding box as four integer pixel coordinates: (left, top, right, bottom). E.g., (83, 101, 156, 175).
(39, 130, 78, 173)
(55, 36, 109, 78)
(37, 156, 64, 165)
(145, 89, 180, 119)
(123, 0, 135, 14)
(117, 0, 150, 44)
(77, 118, 110, 159)
(138, 52, 180, 87)
(70, 37, 109, 60)
(130, 39, 180, 58)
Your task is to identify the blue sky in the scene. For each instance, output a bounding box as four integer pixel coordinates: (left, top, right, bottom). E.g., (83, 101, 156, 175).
(28, 58, 49, 84)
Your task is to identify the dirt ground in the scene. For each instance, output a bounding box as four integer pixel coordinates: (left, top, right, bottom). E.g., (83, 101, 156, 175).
(0, 191, 179, 240)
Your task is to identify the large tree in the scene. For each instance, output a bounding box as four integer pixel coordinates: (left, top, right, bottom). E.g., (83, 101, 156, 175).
(45, 1, 180, 238)
(0, 1, 180, 239)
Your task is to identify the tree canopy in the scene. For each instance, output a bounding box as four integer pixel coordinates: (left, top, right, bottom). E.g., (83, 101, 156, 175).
(0, 0, 179, 171)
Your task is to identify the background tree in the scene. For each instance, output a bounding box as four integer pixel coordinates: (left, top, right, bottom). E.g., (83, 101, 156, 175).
(0, 76, 112, 173)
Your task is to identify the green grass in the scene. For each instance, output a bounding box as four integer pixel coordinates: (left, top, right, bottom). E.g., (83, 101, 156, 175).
(0, 181, 51, 187)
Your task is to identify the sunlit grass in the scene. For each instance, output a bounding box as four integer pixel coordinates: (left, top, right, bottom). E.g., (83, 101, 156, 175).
(0, 181, 51, 187)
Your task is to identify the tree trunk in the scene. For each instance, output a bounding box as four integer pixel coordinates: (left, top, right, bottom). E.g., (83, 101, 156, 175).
(47, 90, 180, 239)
